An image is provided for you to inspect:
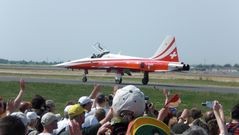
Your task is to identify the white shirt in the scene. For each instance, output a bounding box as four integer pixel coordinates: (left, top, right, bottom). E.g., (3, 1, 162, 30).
(54, 118, 68, 134)
(82, 115, 99, 128)
(38, 133, 53, 135)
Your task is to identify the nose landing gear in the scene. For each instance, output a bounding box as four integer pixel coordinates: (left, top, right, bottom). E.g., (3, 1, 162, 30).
(82, 69, 88, 83)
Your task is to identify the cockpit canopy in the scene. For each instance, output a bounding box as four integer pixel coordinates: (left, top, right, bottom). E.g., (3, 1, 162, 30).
(91, 51, 110, 58)
(91, 42, 110, 58)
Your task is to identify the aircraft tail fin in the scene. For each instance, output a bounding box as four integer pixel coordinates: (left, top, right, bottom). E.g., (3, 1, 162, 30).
(151, 36, 179, 62)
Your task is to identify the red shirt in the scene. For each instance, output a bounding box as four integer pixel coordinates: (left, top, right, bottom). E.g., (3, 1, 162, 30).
(227, 122, 239, 135)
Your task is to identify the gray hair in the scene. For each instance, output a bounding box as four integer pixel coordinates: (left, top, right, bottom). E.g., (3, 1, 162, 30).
(182, 126, 208, 135)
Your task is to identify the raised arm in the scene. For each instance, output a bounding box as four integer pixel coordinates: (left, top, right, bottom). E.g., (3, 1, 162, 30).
(213, 101, 228, 135)
(157, 107, 169, 121)
(163, 89, 169, 106)
(219, 104, 225, 123)
(89, 84, 101, 99)
(89, 84, 101, 108)
(97, 108, 114, 135)
(99, 107, 113, 125)
(14, 79, 25, 110)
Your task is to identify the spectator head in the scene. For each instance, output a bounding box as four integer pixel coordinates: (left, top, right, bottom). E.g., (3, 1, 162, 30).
(172, 123, 190, 134)
(41, 112, 58, 131)
(95, 108, 106, 121)
(231, 103, 239, 120)
(0, 116, 26, 135)
(66, 99, 78, 106)
(96, 93, 106, 105)
(78, 96, 92, 112)
(182, 125, 208, 135)
(10, 112, 28, 127)
(46, 100, 55, 113)
(176, 110, 183, 120)
(112, 85, 145, 120)
(191, 108, 202, 120)
(204, 111, 215, 123)
(191, 119, 209, 133)
(31, 95, 46, 113)
(19, 101, 31, 113)
(68, 104, 85, 125)
(63, 105, 73, 119)
(26, 112, 39, 124)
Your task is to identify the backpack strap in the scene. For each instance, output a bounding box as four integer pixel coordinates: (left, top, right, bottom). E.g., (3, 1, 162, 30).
(57, 126, 67, 135)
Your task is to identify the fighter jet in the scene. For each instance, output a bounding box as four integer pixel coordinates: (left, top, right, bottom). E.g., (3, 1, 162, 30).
(56, 36, 190, 85)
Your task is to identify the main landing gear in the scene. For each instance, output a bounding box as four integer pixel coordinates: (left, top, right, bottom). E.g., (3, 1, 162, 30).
(82, 70, 88, 83)
(142, 72, 149, 85)
(115, 73, 122, 84)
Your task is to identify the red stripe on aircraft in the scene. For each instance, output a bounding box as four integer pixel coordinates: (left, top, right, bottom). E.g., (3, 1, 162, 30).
(152, 37, 175, 59)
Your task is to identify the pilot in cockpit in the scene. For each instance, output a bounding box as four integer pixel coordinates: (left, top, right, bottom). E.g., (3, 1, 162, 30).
(91, 53, 97, 58)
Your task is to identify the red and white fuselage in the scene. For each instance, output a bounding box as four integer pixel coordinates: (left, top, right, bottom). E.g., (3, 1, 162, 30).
(56, 36, 190, 84)
(56, 54, 185, 72)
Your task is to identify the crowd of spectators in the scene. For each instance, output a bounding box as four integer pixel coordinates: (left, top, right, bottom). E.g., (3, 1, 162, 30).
(0, 79, 239, 135)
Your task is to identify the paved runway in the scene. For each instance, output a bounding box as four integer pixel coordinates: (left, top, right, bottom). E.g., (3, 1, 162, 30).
(0, 76, 239, 94)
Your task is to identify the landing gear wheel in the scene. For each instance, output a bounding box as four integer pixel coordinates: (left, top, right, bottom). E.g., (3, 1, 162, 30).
(142, 72, 149, 85)
(115, 78, 122, 84)
(142, 78, 148, 85)
(82, 76, 87, 82)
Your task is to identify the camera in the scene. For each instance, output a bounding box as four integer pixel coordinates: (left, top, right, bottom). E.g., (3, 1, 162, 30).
(202, 101, 213, 109)
(144, 96, 149, 101)
(108, 95, 113, 106)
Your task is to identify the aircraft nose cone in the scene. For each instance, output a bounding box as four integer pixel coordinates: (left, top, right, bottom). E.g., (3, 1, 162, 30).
(55, 63, 67, 67)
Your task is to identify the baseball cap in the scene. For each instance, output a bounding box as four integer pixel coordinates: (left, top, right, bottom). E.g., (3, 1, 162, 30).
(78, 96, 92, 105)
(68, 104, 85, 119)
(11, 112, 28, 126)
(112, 85, 145, 118)
(26, 112, 39, 121)
(41, 112, 58, 126)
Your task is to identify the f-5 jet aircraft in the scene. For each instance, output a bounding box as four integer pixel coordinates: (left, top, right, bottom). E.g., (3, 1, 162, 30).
(56, 36, 190, 85)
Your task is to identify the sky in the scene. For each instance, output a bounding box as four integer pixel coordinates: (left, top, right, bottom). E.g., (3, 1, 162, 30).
(0, 0, 239, 65)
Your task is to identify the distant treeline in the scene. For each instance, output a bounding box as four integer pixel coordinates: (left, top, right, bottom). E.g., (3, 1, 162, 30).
(192, 64, 239, 71)
(0, 58, 61, 65)
(195, 64, 239, 68)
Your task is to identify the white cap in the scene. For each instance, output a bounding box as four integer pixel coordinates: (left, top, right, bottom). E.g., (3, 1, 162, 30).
(112, 85, 145, 118)
(26, 112, 39, 121)
(78, 96, 92, 105)
(11, 112, 28, 126)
